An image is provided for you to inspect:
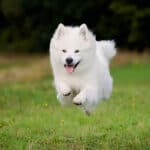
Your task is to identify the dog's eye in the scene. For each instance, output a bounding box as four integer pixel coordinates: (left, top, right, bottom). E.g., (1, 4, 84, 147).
(62, 49, 67, 53)
(74, 49, 79, 53)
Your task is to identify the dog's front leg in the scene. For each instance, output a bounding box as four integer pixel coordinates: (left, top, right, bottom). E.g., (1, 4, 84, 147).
(56, 82, 72, 105)
(73, 87, 99, 114)
(55, 81, 71, 96)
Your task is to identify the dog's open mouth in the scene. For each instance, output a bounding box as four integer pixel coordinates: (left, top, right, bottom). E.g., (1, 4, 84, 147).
(64, 61, 80, 73)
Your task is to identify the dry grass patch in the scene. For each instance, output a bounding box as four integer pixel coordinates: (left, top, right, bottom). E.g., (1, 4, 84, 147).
(0, 51, 149, 83)
(0, 55, 51, 83)
(112, 50, 150, 66)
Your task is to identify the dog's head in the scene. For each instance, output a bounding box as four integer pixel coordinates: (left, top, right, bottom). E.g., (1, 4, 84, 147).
(50, 23, 96, 74)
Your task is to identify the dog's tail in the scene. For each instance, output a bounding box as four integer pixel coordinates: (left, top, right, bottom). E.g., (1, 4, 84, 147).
(96, 40, 116, 63)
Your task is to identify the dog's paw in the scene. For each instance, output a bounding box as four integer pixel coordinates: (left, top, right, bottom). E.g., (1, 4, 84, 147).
(60, 86, 71, 97)
(63, 92, 71, 96)
(85, 110, 91, 116)
(62, 89, 71, 97)
(73, 101, 82, 105)
(73, 94, 86, 105)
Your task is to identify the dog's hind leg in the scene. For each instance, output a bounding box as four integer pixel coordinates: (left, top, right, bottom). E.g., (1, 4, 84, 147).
(73, 86, 101, 113)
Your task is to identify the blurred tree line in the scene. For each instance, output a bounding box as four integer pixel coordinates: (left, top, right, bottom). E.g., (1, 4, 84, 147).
(0, 0, 149, 53)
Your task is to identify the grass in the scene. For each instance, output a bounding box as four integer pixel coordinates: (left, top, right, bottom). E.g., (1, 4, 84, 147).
(0, 53, 150, 150)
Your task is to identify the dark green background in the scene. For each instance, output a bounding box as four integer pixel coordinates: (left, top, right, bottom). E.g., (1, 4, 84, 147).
(0, 0, 149, 53)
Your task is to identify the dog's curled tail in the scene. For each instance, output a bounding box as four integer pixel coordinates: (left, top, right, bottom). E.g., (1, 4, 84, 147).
(96, 40, 116, 63)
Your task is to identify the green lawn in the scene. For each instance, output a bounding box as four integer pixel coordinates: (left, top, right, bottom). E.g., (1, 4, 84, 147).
(0, 58, 150, 150)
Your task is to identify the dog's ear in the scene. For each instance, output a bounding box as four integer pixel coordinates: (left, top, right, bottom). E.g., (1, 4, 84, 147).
(79, 24, 88, 40)
(55, 23, 65, 39)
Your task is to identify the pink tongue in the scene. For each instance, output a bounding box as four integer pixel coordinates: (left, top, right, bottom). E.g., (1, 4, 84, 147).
(65, 66, 74, 73)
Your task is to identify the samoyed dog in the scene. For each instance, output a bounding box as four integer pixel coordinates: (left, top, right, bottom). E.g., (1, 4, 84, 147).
(50, 23, 116, 115)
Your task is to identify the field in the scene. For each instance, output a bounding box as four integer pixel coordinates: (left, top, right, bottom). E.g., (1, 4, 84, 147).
(0, 52, 150, 150)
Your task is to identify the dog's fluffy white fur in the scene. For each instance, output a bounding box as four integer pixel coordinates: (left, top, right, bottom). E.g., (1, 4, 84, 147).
(50, 23, 116, 115)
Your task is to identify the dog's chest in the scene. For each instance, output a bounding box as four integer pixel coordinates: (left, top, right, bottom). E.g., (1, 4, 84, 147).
(65, 75, 89, 91)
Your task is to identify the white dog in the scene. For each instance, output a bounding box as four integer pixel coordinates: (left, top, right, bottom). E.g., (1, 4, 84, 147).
(49, 23, 116, 115)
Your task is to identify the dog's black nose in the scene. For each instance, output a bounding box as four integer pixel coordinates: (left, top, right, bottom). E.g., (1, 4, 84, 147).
(66, 57, 73, 64)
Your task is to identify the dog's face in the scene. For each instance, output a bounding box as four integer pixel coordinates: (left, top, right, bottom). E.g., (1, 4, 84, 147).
(50, 24, 96, 73)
